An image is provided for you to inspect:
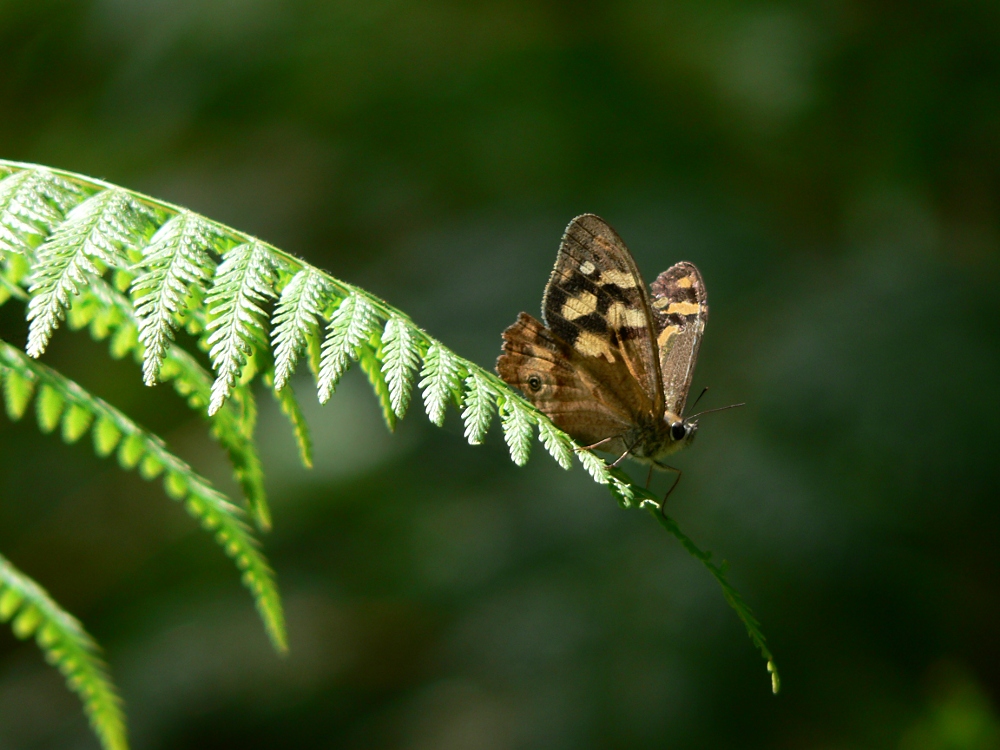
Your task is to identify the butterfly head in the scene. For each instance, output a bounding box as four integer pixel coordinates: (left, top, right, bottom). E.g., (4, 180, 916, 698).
(664, 412, 698, 451)
(669, 417, 698, 446)
(666, 401, 746, 454)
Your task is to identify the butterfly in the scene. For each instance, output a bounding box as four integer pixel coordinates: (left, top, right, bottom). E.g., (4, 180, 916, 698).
(496, 214, 719, 492)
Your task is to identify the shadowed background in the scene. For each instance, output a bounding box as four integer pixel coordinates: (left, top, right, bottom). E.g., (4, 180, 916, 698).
(1, 1, 999, 748)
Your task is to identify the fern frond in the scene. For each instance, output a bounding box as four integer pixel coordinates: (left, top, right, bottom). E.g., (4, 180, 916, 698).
(418, 341, 463, 427)
(0, 168, 84, 258)
(0, 160, 776, 692)
(500, 395, 534, 467)
(381, 315, 423, 419)
(205, 242, 279, 415)
(317, 292, 379, 403)
(271, 268, 330, 392)
(0, 553, 127, 750)
(461, 371, 495, 445)
(0, 340, 286, 652)
(131, 211, 219, 385)
(26, 188, 153, 357)
(536, 418, 574, 470)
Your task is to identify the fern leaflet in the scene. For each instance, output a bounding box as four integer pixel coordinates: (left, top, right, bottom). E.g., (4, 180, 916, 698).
(417, 340, 463, 427)
(0, 553, 127, 750)
(500, 395, 534, 466)
(381, 315, 423, 419)
(131, 211, 219, 385)
(205, 242, 277, 415)
(536, 418, 574, 470)
(0, 168, 83, 258)
(265, 372, 314, 470)
(359, 340, 396, 431)
(271, 268, 330, 392)
(461, 372, 495, 445)
(26, 188, 152, 357)
(317, 292, 379, 402)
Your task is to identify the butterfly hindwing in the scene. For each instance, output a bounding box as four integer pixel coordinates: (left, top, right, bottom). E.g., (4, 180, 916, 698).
(540, 214, 664, 419)
(497, 312, 634, 452)
(650, 261, 708, 417)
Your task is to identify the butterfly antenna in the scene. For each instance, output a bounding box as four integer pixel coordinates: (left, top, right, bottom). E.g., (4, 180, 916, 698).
(687, 386, 709, 415)
(686, 402, 746, 421)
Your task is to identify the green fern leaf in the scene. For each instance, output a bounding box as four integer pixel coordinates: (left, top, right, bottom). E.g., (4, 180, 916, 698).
(271, 268, 330, 391)
(380, 315, 422, 419)
(36, 383, 65, 433)
(117, 432, 145, 469)
(266, 373, 313, 470)
(317, 292, 378, 403)
(500, 396, 534, 466)
(358, 341, 396, 431)
(205, 242, 277, 415)
(26, 188, 152, 357)
(576, 447, 611, 485)
(536, 419, 574, 470)
(2, 366, 35, 419)
(218, 385, 272, 529)
(93, 415, 122, 456)
(0, 553, 127, 750)
(461, 372, 495, 445)
(131, 211, 219, 385)
(62, 402, 94, 443)
(608, 473, 636, 509)
(418, 341, 463, 427)
(0, 168, 83, 257)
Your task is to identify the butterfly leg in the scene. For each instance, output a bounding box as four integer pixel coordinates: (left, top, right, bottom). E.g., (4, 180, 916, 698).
(651, 461, 682, 515)
(610, 449, 631, 468)
(580, 436, 617, 452)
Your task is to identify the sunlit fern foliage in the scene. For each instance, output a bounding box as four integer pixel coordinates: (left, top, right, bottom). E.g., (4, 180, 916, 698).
(0, 160, 778, 749)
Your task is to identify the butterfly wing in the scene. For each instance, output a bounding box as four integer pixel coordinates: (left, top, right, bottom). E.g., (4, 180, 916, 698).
(540, 214, 664, 419)
(497, 312, 637, 451)
(650, 262, 708, 417)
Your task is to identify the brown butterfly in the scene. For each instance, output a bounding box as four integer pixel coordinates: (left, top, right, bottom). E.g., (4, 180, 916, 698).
(497, 214, 726, 493)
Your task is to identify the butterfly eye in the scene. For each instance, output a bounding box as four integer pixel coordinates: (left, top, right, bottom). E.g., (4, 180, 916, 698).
(527, 375, 543, 392)
(670, 422, 687, 441)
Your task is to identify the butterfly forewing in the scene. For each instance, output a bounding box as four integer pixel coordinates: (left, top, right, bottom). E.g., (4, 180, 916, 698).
(650, 262, 708, 417)
(540, 214, 664, 418)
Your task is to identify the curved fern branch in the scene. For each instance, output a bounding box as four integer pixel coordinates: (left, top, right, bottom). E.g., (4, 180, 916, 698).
(0, 160, 779, 744)
(0, 340, 286, 653)
(0, 552, 126, 750)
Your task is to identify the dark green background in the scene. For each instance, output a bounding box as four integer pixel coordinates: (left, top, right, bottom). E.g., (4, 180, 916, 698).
(2, 1, 999, 748)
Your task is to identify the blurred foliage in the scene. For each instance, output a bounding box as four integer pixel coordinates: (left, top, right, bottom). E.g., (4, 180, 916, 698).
(0, 0, 998, 748)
